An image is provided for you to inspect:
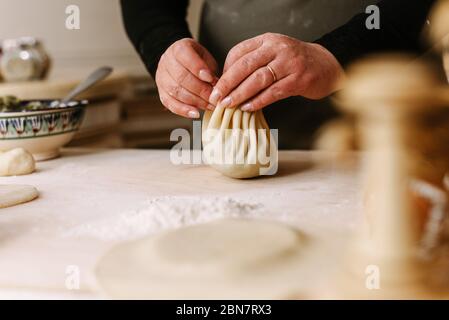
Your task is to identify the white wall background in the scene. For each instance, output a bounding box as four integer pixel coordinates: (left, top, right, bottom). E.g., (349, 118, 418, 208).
(0, 0, 204, 76)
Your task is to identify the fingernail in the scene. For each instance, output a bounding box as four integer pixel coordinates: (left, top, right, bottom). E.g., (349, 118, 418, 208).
(241, 103, 252, 112)
(207, 104, 216, 111)
(209, 88, 221, 105)
(199, 69, 214, 83)
(219, 96, 232, 108)
(188, 110, 200, 119)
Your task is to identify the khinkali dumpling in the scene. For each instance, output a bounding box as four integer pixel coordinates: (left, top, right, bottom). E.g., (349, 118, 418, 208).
(202, 105, 277, 179)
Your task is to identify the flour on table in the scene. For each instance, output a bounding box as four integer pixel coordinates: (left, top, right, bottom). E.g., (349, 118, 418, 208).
(63, 196, 264, 241)
(51, 163, 95, 177)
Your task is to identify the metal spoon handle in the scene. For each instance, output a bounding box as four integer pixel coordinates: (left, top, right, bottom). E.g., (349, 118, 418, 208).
(61, 66, 113, 104)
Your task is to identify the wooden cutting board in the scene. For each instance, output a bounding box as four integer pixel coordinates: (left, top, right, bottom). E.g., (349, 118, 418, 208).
(0, 70, 130, 100)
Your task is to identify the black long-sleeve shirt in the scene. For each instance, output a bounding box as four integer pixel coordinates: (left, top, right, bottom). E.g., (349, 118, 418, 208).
(121, 0, 192, 78)
(121, 0, 436, 78)
(316, 0, 436, 67)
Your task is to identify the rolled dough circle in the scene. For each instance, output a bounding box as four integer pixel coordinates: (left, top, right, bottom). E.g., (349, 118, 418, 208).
(96, 219, 309, 299)
(0, 185, 39, 209)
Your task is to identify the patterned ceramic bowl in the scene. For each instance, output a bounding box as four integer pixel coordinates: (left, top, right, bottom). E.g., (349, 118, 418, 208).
(0, 100, 87, 160)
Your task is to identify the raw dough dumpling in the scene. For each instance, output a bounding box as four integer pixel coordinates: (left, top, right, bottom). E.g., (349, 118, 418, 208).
(202, 105, 277, 179)
(0, 185, 39, 209)
(95, 219, 308, 299)
(0, 148, 35, 176)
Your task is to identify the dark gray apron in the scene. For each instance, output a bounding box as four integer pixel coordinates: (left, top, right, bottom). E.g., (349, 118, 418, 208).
(199, 0, 374, 149)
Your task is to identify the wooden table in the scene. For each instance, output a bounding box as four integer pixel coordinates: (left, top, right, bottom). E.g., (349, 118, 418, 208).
(0, 148, 361, 299)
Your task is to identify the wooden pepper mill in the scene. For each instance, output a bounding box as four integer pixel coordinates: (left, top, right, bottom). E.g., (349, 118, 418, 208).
(429, 0, 449, 82)
(335, 55, 449, 299)
(316, 0, 449, 298)
(429, 0, 449, 46)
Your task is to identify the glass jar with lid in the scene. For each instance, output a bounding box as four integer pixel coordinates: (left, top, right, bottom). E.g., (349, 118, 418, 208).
(0, 37, 51, 82)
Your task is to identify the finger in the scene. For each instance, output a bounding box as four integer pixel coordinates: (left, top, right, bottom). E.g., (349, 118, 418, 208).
(198, 46, 219, 79)
(159, 88, 201, 119)
(223, 36, 263, 73)
(160, 68, 213, 111)
(220, 66, 275, 108)
(240, 75, 295, 112)
(211, 48, 274, 106)
(172, 42, 216, 83)
(165, 51, 214, 102)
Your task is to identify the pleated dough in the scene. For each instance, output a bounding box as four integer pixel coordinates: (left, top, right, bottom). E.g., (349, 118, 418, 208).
(202, 106, 277, 179)
(0, 148, 35, 176)
(95, 219, 308, 299)
(0, 185, 39, 209)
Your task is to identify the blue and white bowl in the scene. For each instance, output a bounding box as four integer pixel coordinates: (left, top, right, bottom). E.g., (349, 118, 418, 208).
(0, 100, 87, 160)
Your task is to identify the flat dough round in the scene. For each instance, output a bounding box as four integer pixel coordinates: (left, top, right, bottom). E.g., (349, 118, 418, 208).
(96, 219, 309, 299)
(0, 185, 39, 209)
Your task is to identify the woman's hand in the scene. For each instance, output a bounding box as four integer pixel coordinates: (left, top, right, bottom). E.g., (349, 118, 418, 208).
(209, 33, 345, 112)
(156, 38, 218, 118)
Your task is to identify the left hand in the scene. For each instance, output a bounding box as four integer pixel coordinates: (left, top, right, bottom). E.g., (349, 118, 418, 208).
(209, 33, 345, 112)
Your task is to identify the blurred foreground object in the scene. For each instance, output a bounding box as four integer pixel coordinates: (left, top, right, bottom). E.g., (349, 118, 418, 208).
(429, 0, 449, 82)
(428, 0, 449, 45)
(332, 54, 449, 299)
(314, 117, 358, 165)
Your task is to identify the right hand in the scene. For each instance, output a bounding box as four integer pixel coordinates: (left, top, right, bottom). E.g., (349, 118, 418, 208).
(155, 38, 218, 119)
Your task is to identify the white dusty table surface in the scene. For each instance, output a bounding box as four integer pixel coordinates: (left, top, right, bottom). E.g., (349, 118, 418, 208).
(0, 148, 362, 299)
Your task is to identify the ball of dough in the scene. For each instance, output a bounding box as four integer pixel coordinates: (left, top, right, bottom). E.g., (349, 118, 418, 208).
(0, 148, 36, 176)
(202, 105, 278, 179)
